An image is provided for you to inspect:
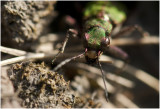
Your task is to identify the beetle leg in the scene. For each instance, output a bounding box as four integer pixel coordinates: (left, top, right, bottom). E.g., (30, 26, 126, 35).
(108, 46, 128, 60)
(52, 29, 78, 63)
(107, 45, 129, 73)
(112, 25, 149, 38)
(53, 52, 85, 71)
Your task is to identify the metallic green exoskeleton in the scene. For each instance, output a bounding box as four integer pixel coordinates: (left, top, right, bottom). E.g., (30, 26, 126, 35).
(83, 1, 126, 24)
(83, 1, 126, 63)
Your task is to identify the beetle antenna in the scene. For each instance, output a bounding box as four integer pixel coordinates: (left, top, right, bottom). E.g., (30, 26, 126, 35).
(97, 58, 109, 102)
(53, 52, 85, 71)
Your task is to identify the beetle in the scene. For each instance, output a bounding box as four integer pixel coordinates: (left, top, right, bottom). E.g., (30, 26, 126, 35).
(52, 1, 149, 101)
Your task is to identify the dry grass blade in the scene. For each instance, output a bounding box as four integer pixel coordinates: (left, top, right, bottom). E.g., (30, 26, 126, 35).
(100, 55, 159, 92)
(0, 46, 27, 56)
(0, 52, 59, 66)
(0, 46, 58, 66)
(115, 94, 139, 108)
(111, 36, 159, 46)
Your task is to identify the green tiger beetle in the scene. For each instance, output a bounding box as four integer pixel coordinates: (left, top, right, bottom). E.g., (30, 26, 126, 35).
(52, 1, 149, 101)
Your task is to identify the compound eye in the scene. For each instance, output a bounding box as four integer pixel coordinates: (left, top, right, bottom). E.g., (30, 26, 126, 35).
(101, 37, 110, 47)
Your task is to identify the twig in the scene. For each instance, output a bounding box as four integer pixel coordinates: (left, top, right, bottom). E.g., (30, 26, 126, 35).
(1, 56, 27, 66)
(0, 46, 57, 66)
(1, 53, 44, 66)
(111, 36, 159, 46)
(0, 52, 56, 66)
(0, 46, 27, 56)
